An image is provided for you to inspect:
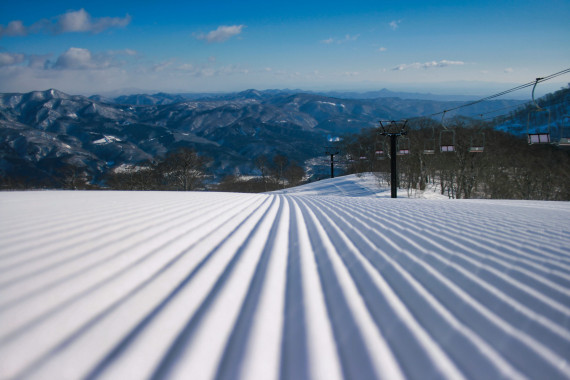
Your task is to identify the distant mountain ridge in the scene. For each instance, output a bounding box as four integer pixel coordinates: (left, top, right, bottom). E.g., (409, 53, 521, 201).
(90, 88, 488, 106)
(0, 88, 529, 187)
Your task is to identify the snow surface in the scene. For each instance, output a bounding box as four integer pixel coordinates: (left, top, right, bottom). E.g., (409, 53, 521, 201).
(93, 136, 122, 145)
(1, 174, 569, 380)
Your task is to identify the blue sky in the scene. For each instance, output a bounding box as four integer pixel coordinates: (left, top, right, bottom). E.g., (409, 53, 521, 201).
(0, 0, 568, 96)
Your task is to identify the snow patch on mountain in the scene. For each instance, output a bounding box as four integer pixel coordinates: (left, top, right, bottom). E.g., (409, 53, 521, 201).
(92, 135, 122, 145)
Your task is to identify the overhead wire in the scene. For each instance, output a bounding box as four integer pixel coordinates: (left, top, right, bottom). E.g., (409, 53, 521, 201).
(404, 67, 570, 123)
(479, 96, 570, 122)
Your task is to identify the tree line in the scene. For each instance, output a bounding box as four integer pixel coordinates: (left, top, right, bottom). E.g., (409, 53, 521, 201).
(105, 149, 306, 192)
(0, 146, 307, 192)
(216, 154, 305, 193)
(105, 148, 210, 191)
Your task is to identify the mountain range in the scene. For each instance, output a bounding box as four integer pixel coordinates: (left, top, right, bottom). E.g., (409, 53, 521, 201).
(0, 88, 528, 187)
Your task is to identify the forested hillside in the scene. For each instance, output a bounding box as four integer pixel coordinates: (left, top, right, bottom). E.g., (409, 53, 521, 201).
(493, 85, 569, 138)
(340, 123, 570, 200)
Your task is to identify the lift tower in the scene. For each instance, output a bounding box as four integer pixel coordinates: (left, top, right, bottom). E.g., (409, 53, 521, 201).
(324, 147, 340, 178)
(378, 120, 408, 198)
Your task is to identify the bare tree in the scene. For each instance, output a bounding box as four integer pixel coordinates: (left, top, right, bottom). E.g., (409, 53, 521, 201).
(284, 162, 305, 187)
(272, 154, 289, 189)
(159, 148, 209, 191)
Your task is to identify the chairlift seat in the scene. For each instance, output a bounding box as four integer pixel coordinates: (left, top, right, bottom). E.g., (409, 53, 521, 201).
(558, 137, 570, 146)
(469, 146, 484, 153)
(397, 149, 410, 155)
(423, 138, 436, 155)
(441, 145, 455, 152)
(528, 133, 550, 144)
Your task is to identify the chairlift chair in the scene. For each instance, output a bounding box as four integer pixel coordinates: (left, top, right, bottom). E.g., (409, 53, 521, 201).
(527, 132, 550, 144)
(423, 139, 436, 154)
(375, 149, 386, 160)
(439, 111, 455, 152)
(440, 129, 455, 152)
(423, 124, 436, 154)
(358, 145, 369, 160)
(397, 137, 410, 155)
(374, 139, 387, 160)
(527, 108, 551, 144)
(469, 131, 485, 153)
(527, 78, 552, 145)
(557, 115, 570, 146)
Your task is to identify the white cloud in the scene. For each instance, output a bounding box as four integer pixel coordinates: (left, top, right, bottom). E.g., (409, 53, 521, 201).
(54, 48, 97, 70)
(504, 67, 514, 73)
(178, 63, 195, 71)
(378, 47, 387, 52)
(0, 52, 25, 66)
(321, 34, 359, 44)
(27, 54, 52, 69)
(393, 60, 465, 71)
(196, 25, 245, 43)
(0, 63, 130, 94)
(0, 8, 130, 38)
(56, 9, 131, 34)
(0, 20, 27, 37)
(0, 47, 133, 72)
(175, 61, 249, 77)
(107, 49, 138, 57)
(151, 60, 173, 72)
(389, 20, 401, 30)
(0, 52, 53, 69)
(57, 9, 91, 33)
(53, 47, 120, 70)
(340, 34, 359, 43)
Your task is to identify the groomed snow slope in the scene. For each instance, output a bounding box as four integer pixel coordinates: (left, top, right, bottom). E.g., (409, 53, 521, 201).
(1, 174, 569, 380)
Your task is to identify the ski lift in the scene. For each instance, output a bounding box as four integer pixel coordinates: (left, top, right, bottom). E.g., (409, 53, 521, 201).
(423, 139, 436, 154)
(469, 120, 485, 153)
(374, 144, 386, 160)
(527, 78, 551, 145)
(440, 111, 455, 152)
(397, 137, 410, 155)
(423, 124, 436, 154)
(358, 145, 369, 160)
(469, 134, 485, 153)
(557, 115, 570, 146)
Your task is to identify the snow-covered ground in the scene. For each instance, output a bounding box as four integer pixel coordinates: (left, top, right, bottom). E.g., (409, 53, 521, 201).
(1, 174, 569, 380)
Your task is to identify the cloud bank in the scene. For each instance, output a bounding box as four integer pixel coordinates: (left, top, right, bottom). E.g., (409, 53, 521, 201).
(196, 25, 245, 43)
(0, 8, 131, 38)
(393, 60, 465, 71)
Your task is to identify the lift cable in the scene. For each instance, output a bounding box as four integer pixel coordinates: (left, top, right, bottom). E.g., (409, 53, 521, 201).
(478, 97, 570, 122)
(405, 67, 570, 122)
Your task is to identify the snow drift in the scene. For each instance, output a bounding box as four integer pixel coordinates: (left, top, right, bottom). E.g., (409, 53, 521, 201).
(1, 174, 569, 379)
